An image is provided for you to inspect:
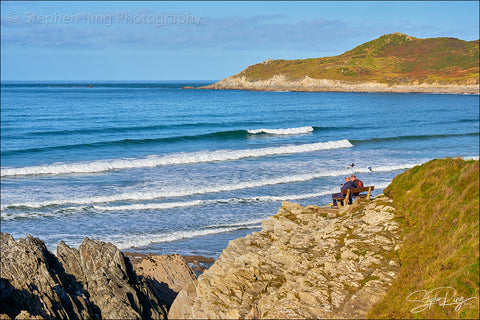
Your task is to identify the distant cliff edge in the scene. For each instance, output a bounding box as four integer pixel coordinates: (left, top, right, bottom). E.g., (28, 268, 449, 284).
(199, 33, 479, 94)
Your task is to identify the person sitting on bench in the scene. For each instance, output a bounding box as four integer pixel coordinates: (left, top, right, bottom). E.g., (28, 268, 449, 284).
(332, 176, 355, 207)
(350, 174, 364, 196)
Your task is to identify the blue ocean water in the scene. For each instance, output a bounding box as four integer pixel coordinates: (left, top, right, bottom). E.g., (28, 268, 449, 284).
(1, 81, 479, 258)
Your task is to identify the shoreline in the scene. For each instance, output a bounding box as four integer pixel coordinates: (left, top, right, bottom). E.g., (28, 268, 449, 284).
(197, 76, 480, 94)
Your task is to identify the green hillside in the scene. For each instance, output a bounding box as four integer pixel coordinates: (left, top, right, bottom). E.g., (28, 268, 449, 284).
(369, 158, 479, 319)
(237, 33, 479, 85)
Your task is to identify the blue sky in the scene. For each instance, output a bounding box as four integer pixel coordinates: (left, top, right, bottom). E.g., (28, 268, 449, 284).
(1, 1, 479, 81)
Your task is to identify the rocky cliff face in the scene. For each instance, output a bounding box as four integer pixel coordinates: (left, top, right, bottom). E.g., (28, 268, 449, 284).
(169, 196, 402, 319)
(0, 235, 196, 320)
(123, 253, 198, 307)
(200, 75, 479, 94)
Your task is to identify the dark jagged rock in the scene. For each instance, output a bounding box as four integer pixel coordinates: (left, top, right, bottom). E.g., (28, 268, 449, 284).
(1, 234, 196, 319)
(0, 233, 92, 319)
(57, 238, 168, 319)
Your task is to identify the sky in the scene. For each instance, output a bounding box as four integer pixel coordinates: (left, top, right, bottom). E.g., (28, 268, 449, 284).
(1, 1, 479, 81)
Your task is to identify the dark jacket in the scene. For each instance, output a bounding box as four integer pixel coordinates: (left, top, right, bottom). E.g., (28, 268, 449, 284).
(353, 179, 364, 188)
(341, 181, 356, 191)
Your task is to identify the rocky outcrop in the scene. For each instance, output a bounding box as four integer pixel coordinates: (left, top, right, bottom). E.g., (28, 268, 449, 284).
(0, 235, 196, 319)
(0, 234, 93, 319)
(200, 75, 479, 94)
(123, 253, 197, 307)
(57, 238, 168, 319)
(169, 196, 402, 319)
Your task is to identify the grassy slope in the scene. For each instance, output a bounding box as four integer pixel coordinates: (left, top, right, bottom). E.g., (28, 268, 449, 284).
(236, 33, 479, 85)
(368, 158, 479, 319)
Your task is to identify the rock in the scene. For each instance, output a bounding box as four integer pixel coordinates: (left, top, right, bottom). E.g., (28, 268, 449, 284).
(199, 74, 479, 94)
(57, 238, 168, 319)
(169, 196, 402, 319)
(181, 255, 215, 264)
(167, 279, 199, 319)
(180, 255, 215, 275)
(181, 86, 195, 89)
(124, 253, 197, 307)
(1, 234, 197, 319)
(0, 233, 92, 319)
(14, 311, 43, 320)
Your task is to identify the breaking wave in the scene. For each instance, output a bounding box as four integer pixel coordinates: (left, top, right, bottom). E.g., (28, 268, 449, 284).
(0, 165, 411, 210)
(1, 139, 353, 177)
(247, 126, 314, 135)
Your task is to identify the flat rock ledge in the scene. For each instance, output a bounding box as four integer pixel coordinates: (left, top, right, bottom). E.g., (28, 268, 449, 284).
(0, 235, 196, 320)
(199, 75, 479, 94)
(169, 195, 402, 319)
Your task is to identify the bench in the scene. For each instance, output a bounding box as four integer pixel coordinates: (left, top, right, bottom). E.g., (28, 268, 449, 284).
(332, 186, 375, 207)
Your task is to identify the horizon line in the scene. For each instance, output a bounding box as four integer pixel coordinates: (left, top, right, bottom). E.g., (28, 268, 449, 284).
(0, 80, 219, 83)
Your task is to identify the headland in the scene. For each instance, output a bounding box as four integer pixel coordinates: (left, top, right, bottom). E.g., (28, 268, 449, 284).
(197, 33, 479, 94)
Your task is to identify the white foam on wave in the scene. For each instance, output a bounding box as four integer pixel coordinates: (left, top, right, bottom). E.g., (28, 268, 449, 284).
(45, 220, 265, 252)
(247, 126, 314, 135)
(1, 211, 57, 221)
(1, 163, 416, 211)
(2, 174, 336, 209)
(1, 190, 337, 221)
(204, 218, 266, 229)
(1, 181, 394, 222)
(93, 200, 207, 211)
(1, 139, 350, 177)
(106, 222, 265, 250)
(93, 190, 336, 212)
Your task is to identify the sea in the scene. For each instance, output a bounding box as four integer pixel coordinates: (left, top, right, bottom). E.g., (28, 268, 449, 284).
(1, 81, 479, 259)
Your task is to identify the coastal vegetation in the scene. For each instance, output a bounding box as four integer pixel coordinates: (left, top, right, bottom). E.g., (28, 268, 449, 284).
(369, 157, 479, 319)
(234, 33, 479, 85)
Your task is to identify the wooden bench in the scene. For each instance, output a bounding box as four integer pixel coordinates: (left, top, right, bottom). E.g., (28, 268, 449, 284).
(333, 186, 375, 207)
